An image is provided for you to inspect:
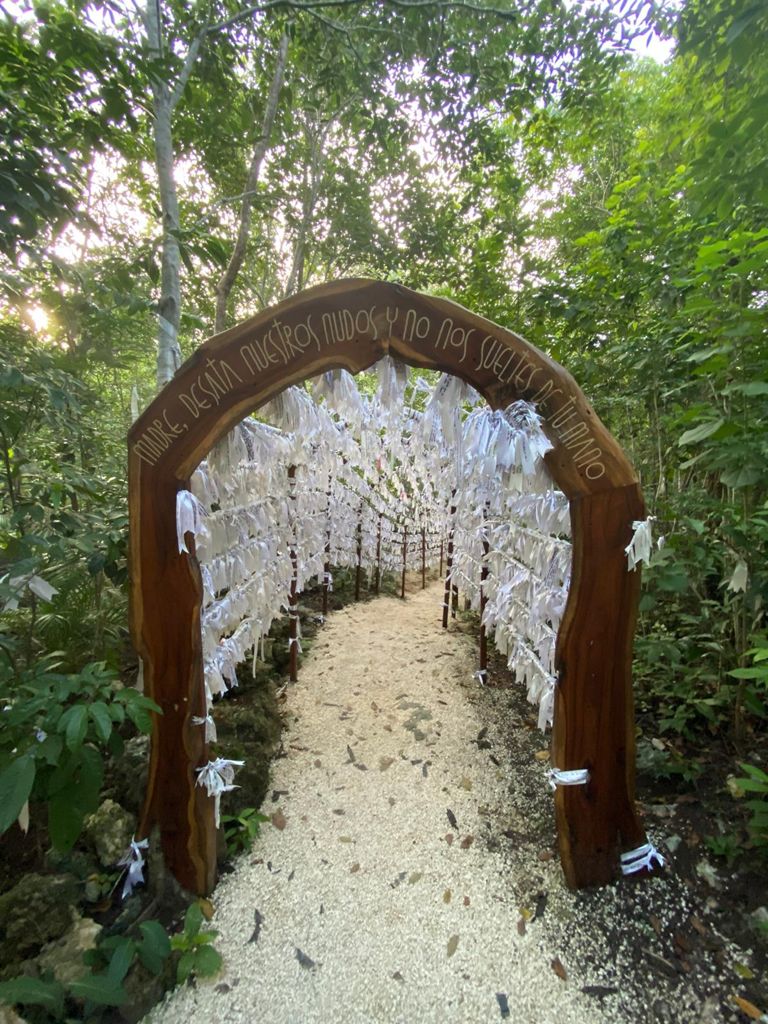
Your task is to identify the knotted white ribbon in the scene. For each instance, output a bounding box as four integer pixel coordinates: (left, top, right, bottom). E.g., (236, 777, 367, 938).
(191, 713, 217, 743)
(196, 758, 244, 828)
(547, 767, 590, 791)
(625, 517, 655, 571)
(620, 842, 665, 875)
(119, 836, 149, 899)
(176, 490, 206, 554)
(474, 669, 488, 685)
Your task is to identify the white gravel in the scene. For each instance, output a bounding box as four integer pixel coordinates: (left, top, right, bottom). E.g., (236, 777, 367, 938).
(146, 583, 748, 1024)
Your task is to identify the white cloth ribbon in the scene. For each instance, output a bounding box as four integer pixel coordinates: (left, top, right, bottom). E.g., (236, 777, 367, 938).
(196, 758, 244, 827)
(547, 767, 590, 791)
(620, 842, 665, 875)
(625, 517, 655, 571)
(192, 713, 217, 743)
(118, 836, 149, 899)
(176, 489, 206, 554)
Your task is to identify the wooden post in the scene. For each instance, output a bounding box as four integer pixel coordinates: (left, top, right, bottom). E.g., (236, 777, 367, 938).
(421, 526, 426, 589)
(355, 502, 363, 601)
(287, 465, 298, 683)
(322, 473, 331, 617)
(375, 513, 382, 595)
(442, 497, 456, 629)
(401, 524, 407, 599)
(479, 503, 489, 676)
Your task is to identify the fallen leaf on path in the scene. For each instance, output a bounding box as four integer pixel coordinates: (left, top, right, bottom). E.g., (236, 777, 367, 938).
(249, 909, 263, 944)
(346, 745, 356, 763)
(198, 898, 214, 920)
(496, 992, 510, 1019)
(538, 850, 553, 862)
(271, 809, 287, 831)
(734, 963, 755, 980)
(392, 971, 404, 982)
(534, 892, 548, 919)
(443, 889, 452, 904)
(460, 777, 472, 791)
(339, 836, 352, 843)
(581, 985, 618, 999)
(534, 750, 550, 762)
(353, 762, 368, 771)
(460, 835, 475, 850)
(551, 957, 567, 981)
(463, 896, 470, 906)
(379, 756, 395, 771)
(350, 863, 360, 874)
(445, 833, 454, 846)
(447, 935, 459, 958)
(732, 995, 764, 1020)
(409, 872, 423, 885)
(516, 917, 526, 936)
(295, 948, 317, 969)
(447, 808, 458, 830)
(314, 759, 322, 768)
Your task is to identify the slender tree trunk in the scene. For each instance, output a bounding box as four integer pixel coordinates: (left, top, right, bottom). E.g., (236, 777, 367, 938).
(284, 119, 326, 298)
(143, 0, 206, 388)
(214, 32, 289, 333)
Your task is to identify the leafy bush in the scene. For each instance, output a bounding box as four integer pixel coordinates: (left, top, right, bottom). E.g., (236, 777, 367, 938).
(0, 656, 159, 850)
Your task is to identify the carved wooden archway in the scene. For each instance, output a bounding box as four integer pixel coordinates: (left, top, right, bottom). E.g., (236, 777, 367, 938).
(128, 279, 647, 895)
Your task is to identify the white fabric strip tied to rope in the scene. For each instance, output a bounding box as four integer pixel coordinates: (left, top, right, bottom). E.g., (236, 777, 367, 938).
(176, 490, 206, 554)
(118, 836, 149, 899)
(625, 516, 655, 571)
(547, 767, 590, 791)
(620, 842, 665, 875)
(196, 758, 245, 828)
(192, 713, 217, 743)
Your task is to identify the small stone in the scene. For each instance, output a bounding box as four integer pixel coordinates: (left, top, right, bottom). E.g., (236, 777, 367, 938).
(83, 799, 136, 867)
(37, 912, 102, 984)
(665, 834, 682, 852)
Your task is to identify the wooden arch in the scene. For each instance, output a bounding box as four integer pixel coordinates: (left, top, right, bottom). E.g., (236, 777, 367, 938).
(128, 279, 647, 895)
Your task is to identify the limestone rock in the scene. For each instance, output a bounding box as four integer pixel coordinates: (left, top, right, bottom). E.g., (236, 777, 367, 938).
(109, 735, 150, 813)
(0, 873, 79, 967)
(36, 911, 102, 985)
(83, 799, 135, 867)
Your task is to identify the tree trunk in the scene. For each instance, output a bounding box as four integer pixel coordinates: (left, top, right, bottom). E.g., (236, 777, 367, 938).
(144, 0, 184, 389)
(214, 32, 289, 333)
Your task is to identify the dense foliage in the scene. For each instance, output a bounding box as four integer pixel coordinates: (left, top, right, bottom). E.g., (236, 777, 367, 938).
(0, 0, 767, 999)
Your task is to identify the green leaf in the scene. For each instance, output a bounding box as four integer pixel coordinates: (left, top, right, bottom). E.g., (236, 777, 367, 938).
(183, 902, 203, 939)
(0, 755, 36, 834)
(60, 704, 88, 751)
(106, 940, 136, 984)
(0, 976, 65, 1012)
(67, 973, 127, 1006)
(89, 702, 113, 744)
(138, 921, 171, 975)
(48, 790, 86, 852)
(176, 950, 195, 984)
(678, 419, 725, 446)
(193, 943, 222, 978)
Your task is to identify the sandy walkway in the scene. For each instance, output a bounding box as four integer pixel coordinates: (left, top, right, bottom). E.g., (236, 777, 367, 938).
(147, 583, 744, 1024)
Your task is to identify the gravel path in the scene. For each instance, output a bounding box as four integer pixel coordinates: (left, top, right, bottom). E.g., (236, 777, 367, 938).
(147, 583, 748, 1024)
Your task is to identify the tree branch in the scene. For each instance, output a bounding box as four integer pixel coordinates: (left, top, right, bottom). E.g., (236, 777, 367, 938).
(208, 0, 518, 35)
(214, 30, 290, 332)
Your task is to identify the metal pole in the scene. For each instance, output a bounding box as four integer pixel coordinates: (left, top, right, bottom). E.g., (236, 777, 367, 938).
(288, 465, 298, 683)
